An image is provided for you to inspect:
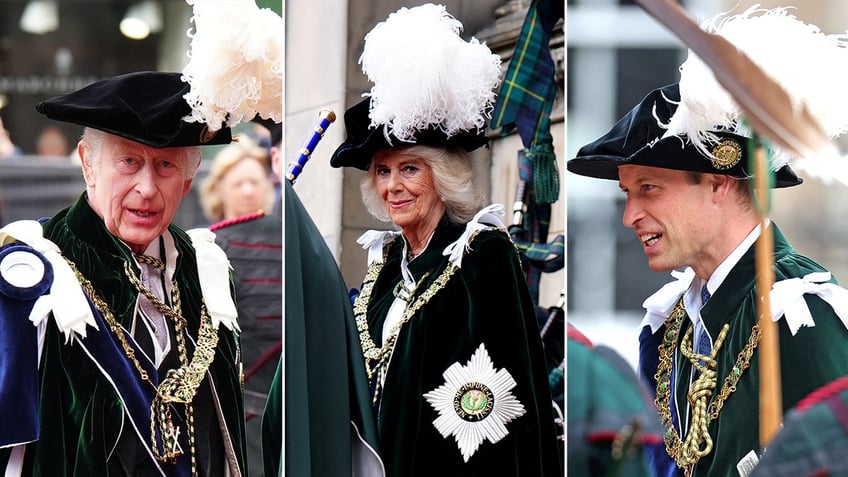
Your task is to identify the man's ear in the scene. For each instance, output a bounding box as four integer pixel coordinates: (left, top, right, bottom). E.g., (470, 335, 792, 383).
(182, 179, 194, 198)
(709, 173, 733, 202)
(78, 142, 95, 187)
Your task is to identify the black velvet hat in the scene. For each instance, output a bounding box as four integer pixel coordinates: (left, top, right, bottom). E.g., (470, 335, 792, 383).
(567, 84, 802, 188)
(36, 71, 232, 148)
(329, 4, 501, 171)
(329, 98, 489, 171)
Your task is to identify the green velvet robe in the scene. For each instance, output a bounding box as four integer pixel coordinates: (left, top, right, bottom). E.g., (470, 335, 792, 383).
(360, 216, 561, 476)
(282, 182, 380, 477)
(23, 193, 246, 476)
(643, 224, 848, 477)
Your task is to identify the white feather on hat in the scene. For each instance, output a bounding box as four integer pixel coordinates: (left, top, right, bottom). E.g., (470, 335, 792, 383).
(181, 0, 283, 131)
(662, 6, 848, 175)
(359, 3, 502, 143)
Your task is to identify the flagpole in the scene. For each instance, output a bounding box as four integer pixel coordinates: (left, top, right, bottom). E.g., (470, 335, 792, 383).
(753, 143, 781, 445)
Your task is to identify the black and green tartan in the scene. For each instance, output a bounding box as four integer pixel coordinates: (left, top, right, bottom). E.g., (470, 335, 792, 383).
(491, 0, 563, 204)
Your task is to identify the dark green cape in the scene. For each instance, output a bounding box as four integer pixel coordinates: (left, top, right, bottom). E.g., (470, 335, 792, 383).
(282, 182, 380, 476)
(24, 193, 246, 476)
(362, 216, 561, 476)
(640, 224, 848, 477)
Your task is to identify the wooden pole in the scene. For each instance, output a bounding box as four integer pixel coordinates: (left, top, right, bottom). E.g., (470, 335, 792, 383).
(753, 144, 781, 445)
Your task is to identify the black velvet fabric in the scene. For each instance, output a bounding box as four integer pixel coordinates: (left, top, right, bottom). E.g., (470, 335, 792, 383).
(36, 71, 232, 148)
(329, 98, 489, 170)
(567, 83, 802, 188)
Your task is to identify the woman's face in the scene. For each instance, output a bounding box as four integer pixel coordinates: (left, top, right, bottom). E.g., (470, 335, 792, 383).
(374, 149, 445, 238)
(217, 157, 273, 220)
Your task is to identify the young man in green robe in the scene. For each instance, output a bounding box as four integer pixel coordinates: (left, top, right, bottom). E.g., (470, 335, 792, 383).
(567, 10, 848, 473)
(0, 71, 246, 476)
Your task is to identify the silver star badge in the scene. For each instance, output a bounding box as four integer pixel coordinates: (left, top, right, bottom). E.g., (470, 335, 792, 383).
(423, 343, 526, 461)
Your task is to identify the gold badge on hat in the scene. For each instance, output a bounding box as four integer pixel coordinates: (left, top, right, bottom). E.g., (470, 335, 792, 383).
(199, 124, 219, 144)
(710, 139, 742, 170)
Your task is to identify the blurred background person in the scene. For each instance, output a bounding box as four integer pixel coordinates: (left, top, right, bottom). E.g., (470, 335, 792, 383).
(0, 116, 22, 160)
(568, 324, 661, 477)
(200, 137, 275, 224)
(205, 130, 282, 477)
(35, 125, 71, 159)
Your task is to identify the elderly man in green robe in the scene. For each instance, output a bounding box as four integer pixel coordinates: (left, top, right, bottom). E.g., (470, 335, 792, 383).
(0, 71, 246, 476)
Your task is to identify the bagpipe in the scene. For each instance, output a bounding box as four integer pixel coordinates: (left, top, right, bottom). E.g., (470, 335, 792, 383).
(488, 0, 565, 450)
(285, 109, 336, 184)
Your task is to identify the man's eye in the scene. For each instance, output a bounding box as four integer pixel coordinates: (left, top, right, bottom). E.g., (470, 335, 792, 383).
(118, 157, 141, 171)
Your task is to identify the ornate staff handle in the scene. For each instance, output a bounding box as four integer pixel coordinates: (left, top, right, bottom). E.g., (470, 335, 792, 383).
(285, 109, 336, 184)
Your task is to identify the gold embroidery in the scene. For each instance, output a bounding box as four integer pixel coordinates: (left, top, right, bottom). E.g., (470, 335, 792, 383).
(709, 139, 742, 170)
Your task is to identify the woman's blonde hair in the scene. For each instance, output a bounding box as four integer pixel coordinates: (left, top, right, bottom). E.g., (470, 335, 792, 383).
(200, 135, 272, 221)
(360, 144, 485, 225)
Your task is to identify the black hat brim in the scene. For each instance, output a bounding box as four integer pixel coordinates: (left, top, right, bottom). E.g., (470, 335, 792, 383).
(36, 71, 232, 149)
(567, 84, 802, 188)
(330, 98, 488, 170)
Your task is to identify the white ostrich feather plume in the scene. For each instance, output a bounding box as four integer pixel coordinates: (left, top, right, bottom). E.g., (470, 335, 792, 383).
(663, 6, 848, 171)
(181, 0, 283, 131)
(359, 3, 502, 142)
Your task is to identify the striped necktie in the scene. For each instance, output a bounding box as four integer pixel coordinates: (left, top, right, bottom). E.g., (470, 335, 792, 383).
(697, 284, 712, 355)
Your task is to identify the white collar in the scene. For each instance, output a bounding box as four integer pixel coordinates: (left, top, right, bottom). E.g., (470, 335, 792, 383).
(705, 219, 767, 296)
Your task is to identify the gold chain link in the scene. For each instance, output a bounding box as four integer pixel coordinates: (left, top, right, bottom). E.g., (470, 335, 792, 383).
(66, 255, 221, 477)
(654, 297, 761, 474)
(353, 229, 490, 404)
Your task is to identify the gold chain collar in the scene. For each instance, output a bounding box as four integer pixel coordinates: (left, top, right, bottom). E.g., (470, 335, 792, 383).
(654, 297, 762, 475)
(66, 257, 220, 477)
(354, 257, 457, 405)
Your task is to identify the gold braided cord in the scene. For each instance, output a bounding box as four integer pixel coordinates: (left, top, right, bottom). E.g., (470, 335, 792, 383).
(355, 260, 458, 404)
(124, 261, 186, 326)
(66, 256, 221, 477)
(134, 253, 166, 272)
(653, 298, 761, 475)
(66, 258, 156, 389)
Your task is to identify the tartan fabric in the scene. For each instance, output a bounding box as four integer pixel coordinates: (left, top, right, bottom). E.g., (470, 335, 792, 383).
(491, 0, 562, 147)
(510, 149, 564, 303)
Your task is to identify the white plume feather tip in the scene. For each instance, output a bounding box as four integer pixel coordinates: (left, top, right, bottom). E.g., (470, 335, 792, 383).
(663, 6, 848, 171)
(359, 3, 502, 142)
(181, 0, 283, 131)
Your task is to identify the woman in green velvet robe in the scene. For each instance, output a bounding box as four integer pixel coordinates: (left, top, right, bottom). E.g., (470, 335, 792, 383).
(332, 116, 561, 477)
(328, 7, 562, 474)
(337, 142, 560, 476)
